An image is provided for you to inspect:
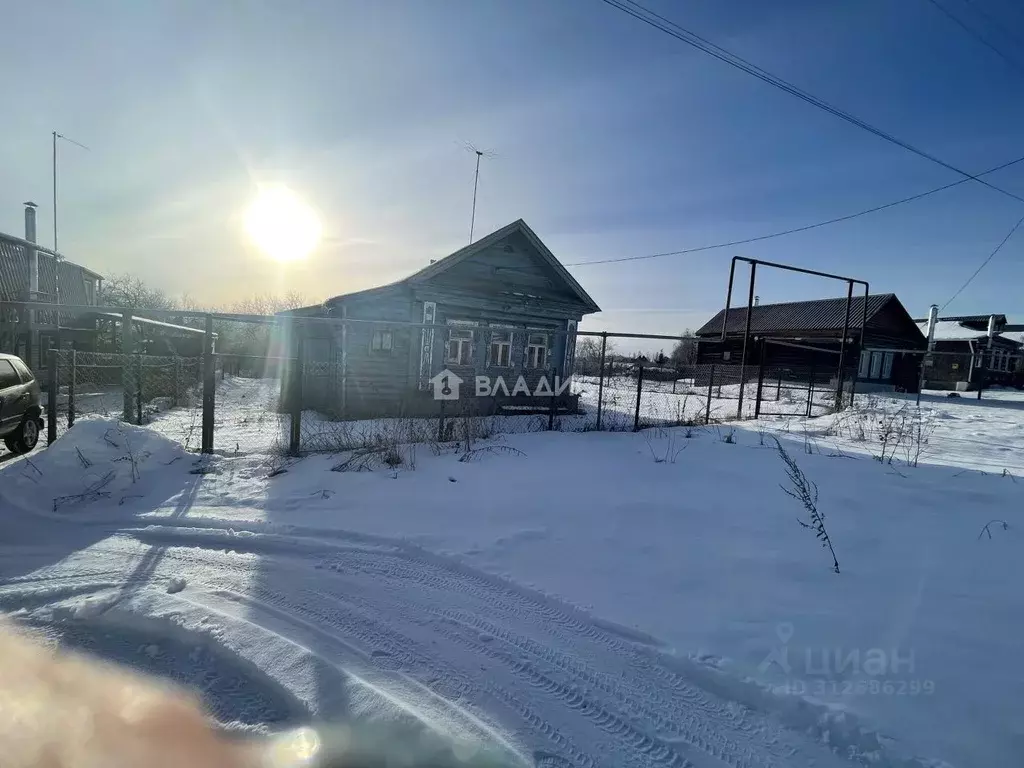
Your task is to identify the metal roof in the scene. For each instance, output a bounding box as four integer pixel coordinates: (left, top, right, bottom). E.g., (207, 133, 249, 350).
(696, 293, 897, 337)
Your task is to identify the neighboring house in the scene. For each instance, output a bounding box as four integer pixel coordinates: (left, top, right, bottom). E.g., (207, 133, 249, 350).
(914, 315, 1024, 391)
(694, 293, 926, 392)
(0, 205, 103, 368)
(285, 219, 601, 417)
(2, 204, 205, 369)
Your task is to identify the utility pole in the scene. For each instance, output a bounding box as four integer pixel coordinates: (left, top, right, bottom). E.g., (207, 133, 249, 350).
(50, 130, 89, 352)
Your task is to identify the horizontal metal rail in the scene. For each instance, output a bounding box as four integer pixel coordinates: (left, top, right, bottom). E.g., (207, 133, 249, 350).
(0, 300, 691, 339)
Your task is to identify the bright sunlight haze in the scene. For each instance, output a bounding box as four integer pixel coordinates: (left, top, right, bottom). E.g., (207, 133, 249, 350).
(243, 185, 321, 263)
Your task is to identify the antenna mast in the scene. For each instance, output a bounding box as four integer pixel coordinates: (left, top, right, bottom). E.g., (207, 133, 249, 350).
(464, 142, 495, 244)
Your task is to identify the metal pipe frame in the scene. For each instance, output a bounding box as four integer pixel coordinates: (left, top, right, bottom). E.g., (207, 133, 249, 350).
(721, 256, 870, 413)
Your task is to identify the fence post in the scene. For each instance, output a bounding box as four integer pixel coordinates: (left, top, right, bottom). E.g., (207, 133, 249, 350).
(776, 375, 782, 401)
(289, 332, 303, 456)
(201, 314, 215, 454)
(754, 353, 766, 419)
(173, 357, 182, 407)
(46, 347, 58, 445)
(548, 367, 557, 430)
(806, 360, 816, 418)
(705, 363, 715, 425)
(633, 363, 644, 432)
(68, 349, 77, 428)
(595, 332, 607, 430)
(437, 398, 447, 442)
(121, 310, 134, 422)
(136, 353, 144, 425)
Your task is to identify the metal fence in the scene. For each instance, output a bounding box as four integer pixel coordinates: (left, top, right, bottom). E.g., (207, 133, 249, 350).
(47, 349, 209, 449)
(19, 302, 875, 457)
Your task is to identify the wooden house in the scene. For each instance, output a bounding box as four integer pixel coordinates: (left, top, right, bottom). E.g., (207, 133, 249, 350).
(285, 219, 601, 417)
(914, 315, 1024, 391)
(694, 293, 927, 392)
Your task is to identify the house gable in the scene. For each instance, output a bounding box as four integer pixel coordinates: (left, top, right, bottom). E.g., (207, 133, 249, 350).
(865, 295, 927, 346)
(408, 220, 600, 314)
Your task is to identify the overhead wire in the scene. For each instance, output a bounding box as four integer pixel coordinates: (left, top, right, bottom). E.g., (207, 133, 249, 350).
(939, 212, 1024, 310)
(598, 0, 1024, 204)
(957, 0, 1024, 53)
(565, 154, 1024, 266)
(590, 0, 1024, 301)
(923, 0, 1024, 73)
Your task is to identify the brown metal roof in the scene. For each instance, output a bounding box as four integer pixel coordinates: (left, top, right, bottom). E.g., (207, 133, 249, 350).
(696, 293, 898, 337)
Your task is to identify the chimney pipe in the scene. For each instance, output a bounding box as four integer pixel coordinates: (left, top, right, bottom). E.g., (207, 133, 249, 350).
(987, 314, 997, 349)
(925, 304, 938, 350)
(23, 202, 38, 297)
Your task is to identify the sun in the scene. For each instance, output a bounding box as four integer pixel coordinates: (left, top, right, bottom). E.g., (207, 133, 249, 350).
(244, 185, 322, 262)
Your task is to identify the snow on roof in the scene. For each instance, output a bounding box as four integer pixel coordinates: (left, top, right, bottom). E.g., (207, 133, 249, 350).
(917, 320, 988, 342)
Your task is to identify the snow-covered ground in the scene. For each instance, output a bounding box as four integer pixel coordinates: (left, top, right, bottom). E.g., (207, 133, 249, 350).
(3, 388, 1024, 767)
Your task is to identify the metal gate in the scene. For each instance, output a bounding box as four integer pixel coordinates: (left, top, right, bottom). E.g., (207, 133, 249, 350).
(754, 339, 851, 418)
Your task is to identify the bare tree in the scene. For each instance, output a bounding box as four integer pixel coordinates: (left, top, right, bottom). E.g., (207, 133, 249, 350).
(670, 330, 698, 367)
(575, 337, 616, 377)
(99, 274, 178, 311)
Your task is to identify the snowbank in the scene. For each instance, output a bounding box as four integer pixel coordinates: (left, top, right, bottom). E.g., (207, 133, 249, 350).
(0, 419, 192, 518)
(3, 395, 1024, 766)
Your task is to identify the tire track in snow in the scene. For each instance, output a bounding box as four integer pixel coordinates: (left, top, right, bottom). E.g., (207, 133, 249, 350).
(125, 527, 845, 767)
(2, 522, 869, 767)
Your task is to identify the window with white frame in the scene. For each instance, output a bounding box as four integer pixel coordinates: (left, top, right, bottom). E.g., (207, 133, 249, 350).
(526, 333, 548, 369)
(446, 322, 476, 365)
(371, 329, 393, 353)
(869, 351, 882, 379)
(881, 352, 894, 380)
(858, 352, 871, 378)
(488, 327, 513, 367)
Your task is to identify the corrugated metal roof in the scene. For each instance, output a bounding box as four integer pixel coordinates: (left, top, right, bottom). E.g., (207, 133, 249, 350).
(1, 232, 100, 306)
(696, 293, 896, 336)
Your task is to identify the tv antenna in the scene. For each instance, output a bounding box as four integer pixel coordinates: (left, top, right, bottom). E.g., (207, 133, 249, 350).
(464, 142, 496, 243)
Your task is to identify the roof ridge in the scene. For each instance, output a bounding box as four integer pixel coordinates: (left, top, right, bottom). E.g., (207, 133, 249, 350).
(720, 293, 893, 313)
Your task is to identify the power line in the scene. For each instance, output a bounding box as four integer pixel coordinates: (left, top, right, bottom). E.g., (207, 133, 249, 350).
(957, 0, 1024, 53)
(565, 153, 1024, 267)
(924, 0, 1024, 74)
(940, 211, 1024, 310)
(598, 0, 1024, 205)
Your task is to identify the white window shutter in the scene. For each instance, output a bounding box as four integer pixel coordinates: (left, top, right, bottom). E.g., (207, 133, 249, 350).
(564, 319, 578, 377)
(419, 301, 436, 389)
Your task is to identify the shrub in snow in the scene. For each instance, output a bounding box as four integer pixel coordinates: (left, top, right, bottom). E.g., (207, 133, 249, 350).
(643, 431, 686, 464)
(773, 437, 840, 574)
(978, 520, 1009, 540)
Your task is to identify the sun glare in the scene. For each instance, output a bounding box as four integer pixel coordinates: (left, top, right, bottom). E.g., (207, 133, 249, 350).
(244, 185, 322, 263)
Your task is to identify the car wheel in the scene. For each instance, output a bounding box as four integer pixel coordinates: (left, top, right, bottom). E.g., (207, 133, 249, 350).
(5, 417, 40, 454)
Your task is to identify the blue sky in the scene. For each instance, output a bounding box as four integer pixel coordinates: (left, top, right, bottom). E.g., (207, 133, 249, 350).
(3, 0, 1024, 352)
